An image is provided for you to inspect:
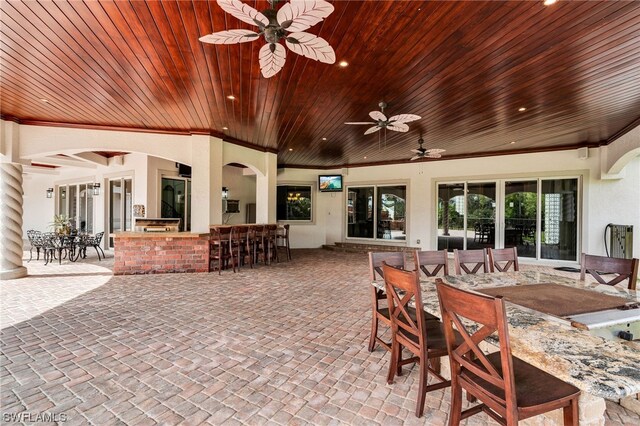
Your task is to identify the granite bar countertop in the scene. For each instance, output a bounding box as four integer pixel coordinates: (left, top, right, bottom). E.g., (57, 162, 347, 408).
(375, 271, 640, 400)
(114, 232, 209, 238)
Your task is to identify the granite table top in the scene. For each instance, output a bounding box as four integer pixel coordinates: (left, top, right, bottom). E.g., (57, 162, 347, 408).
(374, 271, 640, 400)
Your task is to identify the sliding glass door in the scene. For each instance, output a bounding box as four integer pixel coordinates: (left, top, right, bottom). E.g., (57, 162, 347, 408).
(437, 177, 579, 261)
(347, 185, 406, 241)
(56, 183, 94, 233)
(108, 178, 132, 247)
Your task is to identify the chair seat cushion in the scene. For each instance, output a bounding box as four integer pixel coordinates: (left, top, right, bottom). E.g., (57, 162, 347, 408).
(461, 352, 580, 408)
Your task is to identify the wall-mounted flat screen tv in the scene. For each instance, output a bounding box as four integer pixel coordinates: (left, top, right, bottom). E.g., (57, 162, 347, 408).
(319, 175, 343, 192)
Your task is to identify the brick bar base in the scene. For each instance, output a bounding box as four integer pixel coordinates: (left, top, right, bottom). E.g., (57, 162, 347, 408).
(114, 232, 209, 274)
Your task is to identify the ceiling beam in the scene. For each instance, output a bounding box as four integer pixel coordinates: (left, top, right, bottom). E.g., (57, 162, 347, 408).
(68, 152, 108, 166)
(31, 155, 97, 169)
(22, 165, 60, 175)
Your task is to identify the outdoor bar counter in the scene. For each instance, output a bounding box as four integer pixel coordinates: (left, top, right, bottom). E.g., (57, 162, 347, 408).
(113, 231, 210, 274)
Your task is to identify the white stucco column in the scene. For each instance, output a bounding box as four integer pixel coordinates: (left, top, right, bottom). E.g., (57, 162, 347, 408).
(256, 152, 278, 223)
(0, 162, 28, 279)
(190, 136, 223, 232)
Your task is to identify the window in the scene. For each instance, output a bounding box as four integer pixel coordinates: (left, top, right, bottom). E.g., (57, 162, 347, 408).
(56, 183, 94, 233)
(277, 185, 312, 221)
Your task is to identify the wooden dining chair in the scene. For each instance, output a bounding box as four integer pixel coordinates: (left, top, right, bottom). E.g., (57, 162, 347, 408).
(413, 249, 449, 278)
(435, 279, 580, 426)
(453, 249, 489, 275)
(382, 263, 453, 418)
(488, 247, 519, 272)
(230, 225, 252, 271)
(580, 253, 639, 290)
(368, 252, 440, 353)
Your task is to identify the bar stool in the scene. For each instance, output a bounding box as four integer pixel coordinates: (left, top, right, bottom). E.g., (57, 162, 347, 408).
(276, 224, 292, 261)
(264, 224, 279, 264)
(230, 225, 252, 270)
(209, 226, 233, 274)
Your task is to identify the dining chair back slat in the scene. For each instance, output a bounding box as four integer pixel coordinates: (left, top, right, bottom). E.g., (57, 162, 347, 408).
(453, 249, 489, 275)
(488, 247, 519, 272)
(580, 253, 639, 290)
(413, 250, 449, 277)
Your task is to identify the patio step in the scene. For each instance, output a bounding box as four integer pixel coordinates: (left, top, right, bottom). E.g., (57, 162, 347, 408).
(322, 242, 419, 254)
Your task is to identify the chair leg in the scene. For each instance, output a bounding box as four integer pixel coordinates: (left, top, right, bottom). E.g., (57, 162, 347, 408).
(94, 246, 102, 261)
(563, 398, 579, 426)
(387, 339, 400, 385)
(36, 247, 41, 260)
(368, 314, 379, 352)
(416, 357, 428, 417)
(448, 378, 463, 426)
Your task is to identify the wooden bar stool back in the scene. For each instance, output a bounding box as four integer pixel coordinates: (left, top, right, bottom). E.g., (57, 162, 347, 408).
(231, 225, 252, 270)
(413, 249, 449, 278)
(382, 263, 452, 418)
(265, 224, 279, 264)
(209, 227, 233, 274)
(580, 253, 639, 290)
(453, 249, 489, 275)
(488, 247, 519, 272)
(276, 224, 292, 261)
(435, 279, 579, 425)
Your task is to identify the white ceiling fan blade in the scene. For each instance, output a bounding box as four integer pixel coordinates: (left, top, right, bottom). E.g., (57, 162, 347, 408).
(410, 155, 422, 161)
(259, 43, 286, 78)
(199, 29, 259, 45)
(426, 148, 446, 154)
(277, 0, 334, 33)
(285, 32, 335, 63)
(389, 114, 421, 124)
(426, 153, 442, 158)
(369, 110, 386, 121)
(345, 122, 375, 125)
(364, 126, 381, 135)
(217, 0, 268, 27)
(387, 122, 410, 132)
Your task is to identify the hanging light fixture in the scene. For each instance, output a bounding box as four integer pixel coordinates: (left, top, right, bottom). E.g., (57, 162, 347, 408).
(222, 187, 229, 199)
(46, 188, 54, 198)
(92, 182, 101, 196)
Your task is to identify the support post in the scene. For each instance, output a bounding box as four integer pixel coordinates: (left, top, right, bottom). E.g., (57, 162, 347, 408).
(0, 162, 28, 279)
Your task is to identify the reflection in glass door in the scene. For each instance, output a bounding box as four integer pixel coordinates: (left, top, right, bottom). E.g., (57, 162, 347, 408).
(109, 178, 133, 247)
(466, 182, 496, 250)
(377, 186, 407, 240)
(161, 177, 190, 232)
(541, 179, 578, 261)
(504, 181, 537, 258)
(437, 183, 464, 251)
(347, 187, 374, 239)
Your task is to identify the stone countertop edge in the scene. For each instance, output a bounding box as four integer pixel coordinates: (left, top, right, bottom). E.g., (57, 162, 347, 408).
(114, 232, 209, 238)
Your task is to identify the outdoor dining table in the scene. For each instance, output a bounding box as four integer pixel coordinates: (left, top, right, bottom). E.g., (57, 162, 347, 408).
(373, 270, 640, 424)
(43, 233, 91, 265)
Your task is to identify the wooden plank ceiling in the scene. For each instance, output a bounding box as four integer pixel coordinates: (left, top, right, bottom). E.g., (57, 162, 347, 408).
(2, 1, 640, 168)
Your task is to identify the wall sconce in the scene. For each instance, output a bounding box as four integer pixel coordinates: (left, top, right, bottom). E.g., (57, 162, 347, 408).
(92, 182, 101, 196)
(61, 188, 66, 199)
(46, 188, 54, 198)
(222, 187, 229, 199)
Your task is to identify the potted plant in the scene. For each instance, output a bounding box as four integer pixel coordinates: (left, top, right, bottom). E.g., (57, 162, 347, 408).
(51, 214, 71, 235)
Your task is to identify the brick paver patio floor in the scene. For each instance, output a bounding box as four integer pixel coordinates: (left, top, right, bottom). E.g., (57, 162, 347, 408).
(1, 249, 638, 425)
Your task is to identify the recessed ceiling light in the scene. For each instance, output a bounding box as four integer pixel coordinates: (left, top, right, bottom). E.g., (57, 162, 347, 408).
(227, 95, 235, 100)
(363, 156, 367, 159)
(222, 126, 228, 130)
(510, 141, 516, 144)
(322, 137, 327, 141)
(543, 0, 557, 5)
(338, 61, 348, 68)
(40, 98, 49, 103)
(289, 148, 293, 151)
(518, 107, 527, 112)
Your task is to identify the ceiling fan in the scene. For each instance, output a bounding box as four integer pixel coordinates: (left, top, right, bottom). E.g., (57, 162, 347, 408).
(345, 101, 421, 135)
(410, 136, 445, 161)
(199, 0, 336, 78)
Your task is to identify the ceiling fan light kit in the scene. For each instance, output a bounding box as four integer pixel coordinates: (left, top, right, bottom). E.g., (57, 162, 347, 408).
(199, 0, 336, 78)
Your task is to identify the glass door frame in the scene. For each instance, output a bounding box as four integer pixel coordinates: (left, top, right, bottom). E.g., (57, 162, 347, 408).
(435, 175, 582, 262)
(345, 182, 409, 243)
(107, 176, 133, 248)
(160, 175, 191, 232)
(55, 182, 95, 233)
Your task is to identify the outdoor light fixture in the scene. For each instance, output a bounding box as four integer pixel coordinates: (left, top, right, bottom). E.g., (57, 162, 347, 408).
(46, 188, 54, 198)
(92, 182, 101, 196)
(222, 187, 229, 199)
(61, 188, 66, 199)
